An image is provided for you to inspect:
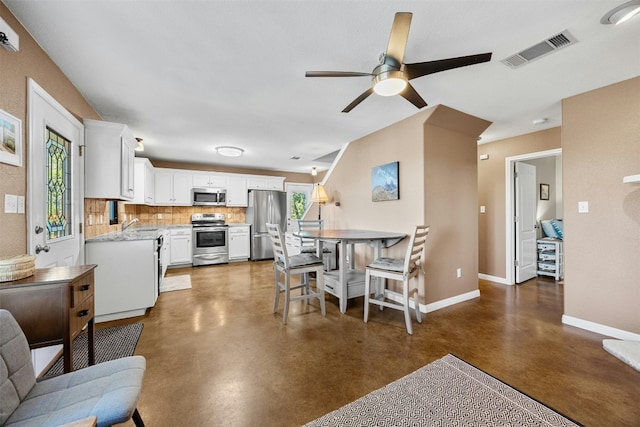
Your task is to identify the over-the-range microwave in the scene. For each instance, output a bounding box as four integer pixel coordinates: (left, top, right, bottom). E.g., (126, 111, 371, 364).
(192, 187, 227, 206)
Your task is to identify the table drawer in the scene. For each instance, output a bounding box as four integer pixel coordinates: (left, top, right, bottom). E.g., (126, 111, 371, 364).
(71, 295, 94, 338)
(538, 251, 556, 261)
(537, 243, 556, 251)
(71, 273, 94, 308)
(538, 262, 556, 272)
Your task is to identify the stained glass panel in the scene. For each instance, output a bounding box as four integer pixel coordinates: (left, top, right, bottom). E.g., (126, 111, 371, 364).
(290, 192, 307, 220)
(46, 128, 72, 240)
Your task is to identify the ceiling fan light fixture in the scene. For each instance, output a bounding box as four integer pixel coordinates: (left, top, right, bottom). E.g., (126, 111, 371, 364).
(373, 70, 407, 96)
(601, 1, 640, 24)
(216, 146, 244, 157)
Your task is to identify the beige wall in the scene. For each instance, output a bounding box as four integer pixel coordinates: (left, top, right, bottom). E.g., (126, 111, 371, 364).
(0, 5, 101, 257)
(477, 128, 561, 278)
(562, 77, 640, 333)
(320, 105, 489, 305)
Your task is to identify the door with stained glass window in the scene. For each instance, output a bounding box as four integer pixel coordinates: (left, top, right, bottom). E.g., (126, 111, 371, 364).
(27, 79, 84, 268)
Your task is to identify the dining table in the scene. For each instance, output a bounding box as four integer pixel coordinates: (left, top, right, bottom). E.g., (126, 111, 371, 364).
(293, 229, 406, 313)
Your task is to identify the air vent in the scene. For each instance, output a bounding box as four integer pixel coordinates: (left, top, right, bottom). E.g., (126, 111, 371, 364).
(501, 30, 577, 69)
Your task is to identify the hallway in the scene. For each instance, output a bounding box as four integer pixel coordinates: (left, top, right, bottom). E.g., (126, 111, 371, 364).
(107, 261, 639, 426)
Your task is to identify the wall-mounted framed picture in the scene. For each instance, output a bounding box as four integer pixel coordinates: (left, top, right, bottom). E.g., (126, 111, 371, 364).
(540, 183, 550, 201)
(0, 109, 23, 167)
(372, 161, 399, 202)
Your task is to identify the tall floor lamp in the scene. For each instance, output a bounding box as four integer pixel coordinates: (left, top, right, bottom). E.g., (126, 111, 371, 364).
(311, 184, 329, 220)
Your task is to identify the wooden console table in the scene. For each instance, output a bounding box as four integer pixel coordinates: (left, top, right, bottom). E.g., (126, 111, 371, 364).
(0, 264, 97, 373)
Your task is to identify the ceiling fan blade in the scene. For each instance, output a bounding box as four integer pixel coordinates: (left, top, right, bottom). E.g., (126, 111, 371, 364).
(385, 12, 413, 64)
(306, 71, 372, 77)
(400, 83, 427, 109)
(342, 87, 374, 113)
(405, 52, 492, 80)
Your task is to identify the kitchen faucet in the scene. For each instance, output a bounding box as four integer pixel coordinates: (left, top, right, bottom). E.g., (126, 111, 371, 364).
(122, 218, 140, 231)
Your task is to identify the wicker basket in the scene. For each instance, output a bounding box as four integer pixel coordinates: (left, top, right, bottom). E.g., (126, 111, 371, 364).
(0, 254, 36, 283)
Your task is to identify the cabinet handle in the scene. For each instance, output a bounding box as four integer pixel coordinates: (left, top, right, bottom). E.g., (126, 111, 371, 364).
(78, 309, 90, 317)
(80, 284, 91, 291)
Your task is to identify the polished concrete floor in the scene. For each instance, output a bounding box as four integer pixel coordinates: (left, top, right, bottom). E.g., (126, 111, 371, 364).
(109, 261, 640, 426)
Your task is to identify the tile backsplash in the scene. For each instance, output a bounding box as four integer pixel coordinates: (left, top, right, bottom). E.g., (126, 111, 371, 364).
(84, 199, 246, 238)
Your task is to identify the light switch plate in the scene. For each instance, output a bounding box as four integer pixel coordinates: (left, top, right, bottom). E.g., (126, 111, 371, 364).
(578, 201, 589, 213)
(17, 196, 25, 213)
(480, 205, 486, 213)
(4, 194, 18, 213)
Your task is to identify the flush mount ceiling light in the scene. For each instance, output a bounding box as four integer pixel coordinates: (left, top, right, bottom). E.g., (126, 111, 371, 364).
(215, 146, 244, 157)
(311, 167, 317, 176)
(134, 137, 144, 152)
(533, 118, 548, 125)
(601, 0, 640, 24)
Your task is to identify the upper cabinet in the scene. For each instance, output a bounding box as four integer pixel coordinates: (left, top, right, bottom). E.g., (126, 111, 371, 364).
(154, 169, 192, 205)
(226, 177, 248, 207)
(129, 158, 155, 205)
(84, 119, 136, 200)
(192, 173, 226, 188)
(247, 176, 285, 191)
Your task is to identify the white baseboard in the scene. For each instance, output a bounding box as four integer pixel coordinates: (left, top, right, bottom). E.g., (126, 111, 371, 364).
(386, 289, 481, 314)
(562, 315, 640, 340)
(478, 273, 511, 285)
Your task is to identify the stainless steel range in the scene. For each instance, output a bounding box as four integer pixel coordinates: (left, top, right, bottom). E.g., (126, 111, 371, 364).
(191, 213, 229, 266)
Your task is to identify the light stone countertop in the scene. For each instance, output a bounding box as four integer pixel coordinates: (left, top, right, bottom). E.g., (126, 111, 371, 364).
(85, 224, 192, 243)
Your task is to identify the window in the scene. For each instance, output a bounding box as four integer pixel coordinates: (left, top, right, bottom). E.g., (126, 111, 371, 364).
(46, 128, 71, 240)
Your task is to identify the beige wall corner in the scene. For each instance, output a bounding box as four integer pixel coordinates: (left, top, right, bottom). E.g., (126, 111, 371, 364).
(562, 76, 640, 334)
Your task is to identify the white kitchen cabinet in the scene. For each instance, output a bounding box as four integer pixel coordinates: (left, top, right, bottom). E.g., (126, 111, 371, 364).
(226, 177, 248, 207)
(192, 173, 226, 188)
(84, 118, 136, 200)
(129, 158, 155, 205)
(154, 169, 192, 205)
(247, 176, 285, 191)
(229, 225, 250, 261)
(86, 239, 158, 322)
(169, 227, 192, 266)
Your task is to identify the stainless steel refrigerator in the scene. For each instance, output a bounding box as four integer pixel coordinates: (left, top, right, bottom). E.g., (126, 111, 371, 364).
(247, 190, 287, 260)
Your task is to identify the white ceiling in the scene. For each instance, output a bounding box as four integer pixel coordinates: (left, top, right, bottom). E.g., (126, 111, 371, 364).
(4, 1, 640, 174)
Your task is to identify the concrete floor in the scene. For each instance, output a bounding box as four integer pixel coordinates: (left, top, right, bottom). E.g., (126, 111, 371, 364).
(108, 261, 639, 426)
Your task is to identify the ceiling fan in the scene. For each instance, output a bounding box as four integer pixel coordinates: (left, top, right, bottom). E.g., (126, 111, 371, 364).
(306, 12, 492, 113)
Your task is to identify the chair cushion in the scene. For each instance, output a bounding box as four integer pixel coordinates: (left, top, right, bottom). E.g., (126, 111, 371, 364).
(367, 257, 405, 272)
(276, 253, 324, 269)
(300, 247, 331, 254)
(0, 310, 37, 426)
(4, 356, 146, 427)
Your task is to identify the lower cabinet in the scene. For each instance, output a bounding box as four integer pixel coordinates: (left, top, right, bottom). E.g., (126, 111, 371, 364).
(169, 228, 192, 266)
(86, 239, 158, 322)
(229, 225, 250, 261)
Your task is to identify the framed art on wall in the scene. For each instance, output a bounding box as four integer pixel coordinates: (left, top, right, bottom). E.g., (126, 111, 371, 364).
(372, 161, 399, 202)
(540, 183, 550, 200)
(0, 109, 23, 167)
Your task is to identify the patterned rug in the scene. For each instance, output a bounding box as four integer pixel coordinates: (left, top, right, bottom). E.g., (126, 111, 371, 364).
(42, 323, 143, 378)
(305, 354, 581, 426)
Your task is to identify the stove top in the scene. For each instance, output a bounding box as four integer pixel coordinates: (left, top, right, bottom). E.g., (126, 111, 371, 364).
(191, 213, 226, 226)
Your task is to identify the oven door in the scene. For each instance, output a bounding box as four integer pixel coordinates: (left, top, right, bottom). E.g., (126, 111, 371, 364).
(192, 226, 229, 265)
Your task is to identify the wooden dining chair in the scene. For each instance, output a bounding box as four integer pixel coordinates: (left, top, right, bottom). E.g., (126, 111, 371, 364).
(297, 219, 333, 271)
(363, 225, 430, 334)
(266, 223, 326, 323)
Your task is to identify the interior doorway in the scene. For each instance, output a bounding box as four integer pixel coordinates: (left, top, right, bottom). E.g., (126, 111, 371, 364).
(505, 148, 562, 285)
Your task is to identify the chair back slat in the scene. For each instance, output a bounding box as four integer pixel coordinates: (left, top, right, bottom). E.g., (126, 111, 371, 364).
(266, 223, 289, 268)
(297, 219, 324, 250)
(404, 225, 430, 275)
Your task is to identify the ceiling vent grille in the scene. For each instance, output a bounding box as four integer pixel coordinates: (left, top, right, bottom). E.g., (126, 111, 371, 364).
(501, 30, 577, 69)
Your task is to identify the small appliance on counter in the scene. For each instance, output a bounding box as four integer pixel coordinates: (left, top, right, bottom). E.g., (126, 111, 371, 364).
(191, 213, 229, 266)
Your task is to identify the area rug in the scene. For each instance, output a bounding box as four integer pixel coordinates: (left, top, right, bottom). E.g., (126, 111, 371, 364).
(161, 274, 192, 292)
(305, 354, 581, 426)
(42, 323, 144, 378)
(603, 339, 640, 372)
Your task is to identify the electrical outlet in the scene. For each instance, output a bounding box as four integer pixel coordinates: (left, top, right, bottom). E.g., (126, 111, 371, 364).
(88, 214, 93, 225)
(17, 196, 25, 213)
(157, 213, 163, 219)
(456, 268, 462, 278)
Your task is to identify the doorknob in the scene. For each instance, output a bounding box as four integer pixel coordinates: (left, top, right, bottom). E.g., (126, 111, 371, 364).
(35, 225, 44, 234)
(35, 244, 50, 254)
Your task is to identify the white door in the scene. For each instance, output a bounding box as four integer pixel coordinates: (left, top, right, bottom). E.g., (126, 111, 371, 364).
(515, 161, 537, 283)
(285, 183, 313, 228)
(27, 79, 84, 268)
